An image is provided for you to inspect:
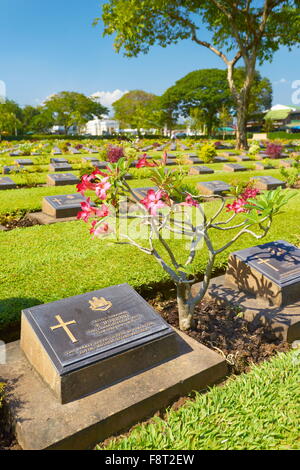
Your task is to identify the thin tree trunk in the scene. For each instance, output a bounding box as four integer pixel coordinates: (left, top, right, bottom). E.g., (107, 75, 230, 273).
(176, 282, 195, 331)
(236, 95, 249, 150)
(227, 57, 256, 151)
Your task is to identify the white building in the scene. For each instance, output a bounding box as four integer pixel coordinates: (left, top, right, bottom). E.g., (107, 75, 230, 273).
(84, 118, 120, 136)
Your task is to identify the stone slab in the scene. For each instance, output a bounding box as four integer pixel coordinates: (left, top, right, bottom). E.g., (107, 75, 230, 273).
(82, 157, 100, 164)
(47, 173, 80, 187)
(251, 176, 286, 190)
(2, 334, 227, 450)
(279, 159, 294, 168)
(28, 212, 78, 225)
(42, 193, 89, 218)
(192, 275, 300, 343)
(14, 159, 33, 166)
(2, 165, 24, 174)
(49, 163, 73, 172)
(255, 163, 274, 170)
(226, 240, 300, 308)
(21, 284, 179, 404)
(197, 181, 230, 196)
(189, 166, 214, 175)
(223, 163, 247, 172)
(214, 156, 229, 163)
(50, 158, 69, 164)
(234, 155, 251, 162)
(0, 177, 17, 190)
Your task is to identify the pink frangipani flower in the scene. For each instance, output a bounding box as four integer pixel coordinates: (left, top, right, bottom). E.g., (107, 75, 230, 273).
(95, 177, 111, 200)
(140, 189, 166, 215)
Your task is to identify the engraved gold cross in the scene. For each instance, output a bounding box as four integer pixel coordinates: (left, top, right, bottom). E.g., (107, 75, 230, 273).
(50, 315, 78, 343)
(52, 198, 62, 205)
(257, 258, 279, 272)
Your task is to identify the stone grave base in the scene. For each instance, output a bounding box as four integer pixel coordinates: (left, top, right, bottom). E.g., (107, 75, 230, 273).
(28, 212, 78, 225)
(192, 275, 300, 343)
(2, 330, 227, 450)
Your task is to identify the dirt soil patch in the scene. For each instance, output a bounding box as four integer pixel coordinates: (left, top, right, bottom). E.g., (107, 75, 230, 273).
(0, 215, 40, 231)
(150, 297, 290, 374)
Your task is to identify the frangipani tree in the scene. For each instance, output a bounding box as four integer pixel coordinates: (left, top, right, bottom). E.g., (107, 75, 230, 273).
(77, 155, 293, 331)
(96, 0, 300, 149)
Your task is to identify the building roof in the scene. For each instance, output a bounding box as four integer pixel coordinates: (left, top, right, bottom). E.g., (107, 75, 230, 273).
(264, 109, 291, 120)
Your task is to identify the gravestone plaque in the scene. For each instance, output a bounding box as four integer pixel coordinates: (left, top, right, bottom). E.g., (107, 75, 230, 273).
(234, 155, 251, 162)
(170, 143, 177, 151)
(251, 176, 286, 190)
(197, 180, 230, 196)
(42, 193, 90, 218)
(10, 151, 22, 157)
(2, 165, 24, 174)
(141, 145, 153, 152)
(49, 163, 73, 172)
(82, 157, 100, 164)
(223, 163, 247, 172)
(185, 153, 198, 158)
(189, 157, 204, 165)
(189, 166, 214, 175)
(50, 157, 68, 164)
(132, 187, 158, 200)
(14, 159, 33, 166)
(52, 147, 62, 155)
(255, 162, 274, 170)
(226, 240, 300, 307)
(69, 147, 80, 154)
(166, 153, 177, 159)
(92, 161, 108, 170)
(82, 147, 99, 154)
(214, 156, 229, 163)
(181, 144, 189, 151)
(0, 176, 17, 190)
(47, 173, 80, 187)
(20, 284, 179, 403)
(165, 159, 176, 166)
(223, 152, 238, 157)
(279, 159, 294, 168)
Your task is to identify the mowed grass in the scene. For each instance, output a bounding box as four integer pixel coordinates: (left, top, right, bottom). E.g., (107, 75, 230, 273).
(0, 189, 299, 331)
(98, 351, 300, 450)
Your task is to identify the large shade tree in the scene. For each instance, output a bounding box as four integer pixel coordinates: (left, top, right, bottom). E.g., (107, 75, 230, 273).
(112, 90, 160, 132)
(161, 68, 272, 135)
(0, 100, 23, 137)
(161, 69, 232, 136)
(97, 0, 300, 149)
(45, 91, 108, 133)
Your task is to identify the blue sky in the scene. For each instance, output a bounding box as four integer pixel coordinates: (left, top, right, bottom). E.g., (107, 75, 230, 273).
(1, 0, 299, 110)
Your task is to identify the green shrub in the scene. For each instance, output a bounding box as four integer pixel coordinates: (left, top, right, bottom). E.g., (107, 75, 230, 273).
(280, 165, 300, 188)
(198, 143, 217, 163)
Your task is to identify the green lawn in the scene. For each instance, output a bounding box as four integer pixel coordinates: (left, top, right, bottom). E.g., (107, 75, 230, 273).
(0, 189, 299, 332)
(98, 350, 300, 450)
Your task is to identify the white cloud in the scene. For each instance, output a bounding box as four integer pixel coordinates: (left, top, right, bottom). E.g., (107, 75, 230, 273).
(273, 78, 290, 85)
(90, 89, 128, 108)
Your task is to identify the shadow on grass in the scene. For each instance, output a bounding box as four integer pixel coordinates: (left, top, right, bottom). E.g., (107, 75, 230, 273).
(0, 297, 43, 343)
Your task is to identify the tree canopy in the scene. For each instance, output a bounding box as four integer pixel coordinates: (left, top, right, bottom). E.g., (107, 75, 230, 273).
(112, 90, 160, 131)
(45, 91, 108, 132)
(99, 0, 300, 148)
(160, 68, 272, 134)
